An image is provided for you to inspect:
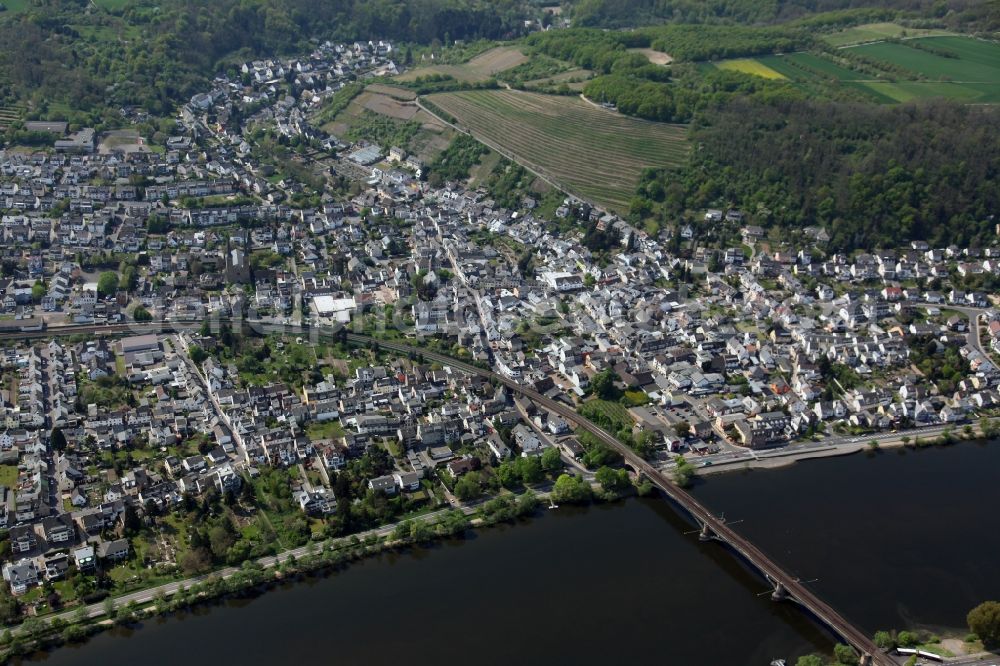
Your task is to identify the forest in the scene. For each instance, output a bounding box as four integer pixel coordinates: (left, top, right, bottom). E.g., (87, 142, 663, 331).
(564, 0, 1000, 31)
(0, 0, 536, 118)
(634, 98, 1000, 251)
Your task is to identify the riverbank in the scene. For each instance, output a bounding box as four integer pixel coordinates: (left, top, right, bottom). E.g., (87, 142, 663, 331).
(12, 496, 838, 666)
(691, 421, 994, 479)
(0, 492, 549, 662)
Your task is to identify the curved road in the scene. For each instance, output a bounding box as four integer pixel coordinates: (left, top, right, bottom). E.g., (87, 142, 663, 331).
(341, 332, 888, 665)
(4, 319, 890, 662)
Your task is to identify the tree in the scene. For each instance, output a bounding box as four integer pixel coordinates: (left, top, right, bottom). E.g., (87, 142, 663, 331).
(103, 596, 117, 619)
(180, 547, 212, 575)
(552, 474, 592, 504)
(673, 421, 691, 439)
(97, 271, 119, 297)
(31, 280, 45, 303)
(795, 656, 825, 666)
(453, 472, 482, 502)
(516, 456, 543, 484)
(208, 524, 236, 561)
(50, 426, 67, 452)
(122, 504, 142, 536)
(595, 466, 629, 493)
(833, 644, 857, 665)
(541, 446, 563, 472)
(189, 345, 208, 364)
(873, 630, 896, 650)
(133, 306, 153, 322)
(495, 460, 519, 488)
(590, 369, 620, 400)
(968, 600, 1000, 646)
(0, 588, 19, 624)
(672, 456, 697, 488)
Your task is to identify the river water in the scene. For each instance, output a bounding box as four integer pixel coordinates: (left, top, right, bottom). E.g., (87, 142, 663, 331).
(23, 441, 1000, 666)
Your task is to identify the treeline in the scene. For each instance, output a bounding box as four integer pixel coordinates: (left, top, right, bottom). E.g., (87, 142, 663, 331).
(583, 64, 799, 122)
(638, 98, 1000, 251)
(0, 0, 536, 118)
(526, 24, 810, 66)
(641, 24, 812, 62)
(566, 0, 946, 29)
(314, 82, 365, 125)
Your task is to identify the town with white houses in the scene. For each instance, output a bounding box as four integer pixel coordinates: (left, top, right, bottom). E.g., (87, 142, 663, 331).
(0, 37, 999, 620)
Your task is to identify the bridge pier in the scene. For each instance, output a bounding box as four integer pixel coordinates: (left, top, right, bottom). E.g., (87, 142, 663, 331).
(771, 581, 788, 602)
(698, 522, 713, 542)
(857, 653, 872, 666)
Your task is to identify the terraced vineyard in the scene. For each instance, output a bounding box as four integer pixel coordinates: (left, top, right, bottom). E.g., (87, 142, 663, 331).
(0, 105, 24, 131)
(424, 90, 689, 212)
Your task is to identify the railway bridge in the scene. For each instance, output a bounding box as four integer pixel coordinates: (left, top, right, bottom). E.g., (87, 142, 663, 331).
(0, 320, 891, 665)
(341, 334, 889, 666)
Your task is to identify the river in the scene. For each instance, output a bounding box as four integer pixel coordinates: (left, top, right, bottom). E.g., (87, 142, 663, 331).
(22, 441, 1000, 666)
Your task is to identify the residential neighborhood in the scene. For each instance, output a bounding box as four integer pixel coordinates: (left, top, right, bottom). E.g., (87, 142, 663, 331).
(1, 37, 1000, 636)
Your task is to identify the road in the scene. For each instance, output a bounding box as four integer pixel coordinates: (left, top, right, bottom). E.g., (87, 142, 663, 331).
(24, 499, 491, 633)
(952, 306, 987, 357)
(4, 317, 982, 663)
(337, 332, 889, 665)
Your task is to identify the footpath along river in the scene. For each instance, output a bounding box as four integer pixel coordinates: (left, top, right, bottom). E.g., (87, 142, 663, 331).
(23, 440, 1000, 666)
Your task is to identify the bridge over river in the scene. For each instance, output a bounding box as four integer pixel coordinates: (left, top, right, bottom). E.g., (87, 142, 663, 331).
(1, 320, 891, 665)
(343, 333, 890, 666)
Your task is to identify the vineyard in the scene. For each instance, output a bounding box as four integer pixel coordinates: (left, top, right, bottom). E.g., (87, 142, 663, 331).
(423, 90, 689, 212)
(0, 104, 24, 131)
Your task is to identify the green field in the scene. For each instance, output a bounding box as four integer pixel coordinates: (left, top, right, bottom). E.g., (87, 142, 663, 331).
(0, 464, 19, 489)
(578, 399, 634, 430)
(848, 39, 1000, 83)
(0, 0, 32, 13)
(822, 22, 954, 47)
(1, 0, 129, 11)
(424, 89, 689, 212)
(718, 36, 1000, 104)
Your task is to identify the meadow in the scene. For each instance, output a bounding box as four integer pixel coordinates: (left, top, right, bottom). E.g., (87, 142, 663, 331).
(395, 46, 528, 83)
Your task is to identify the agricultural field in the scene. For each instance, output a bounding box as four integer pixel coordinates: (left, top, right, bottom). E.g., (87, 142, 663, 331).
(396, 46, 528, 83)
(523, 68, 593, 92)
(715, 58, 786, 79)
(822, 22, 955, 47)
(365, 83, 417, 101)
(716, 36, 1000, 104)
(361, 92, 420, 121)
(424, 89, 689, 212)
(322, 88, 450, 144)
(628, 48, 672, 65)
(847, 38, 1000, 83)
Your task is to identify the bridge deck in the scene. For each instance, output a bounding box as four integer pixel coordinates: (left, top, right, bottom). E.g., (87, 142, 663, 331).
(2, 321, 887, 664)
(350, 334, 889, 666)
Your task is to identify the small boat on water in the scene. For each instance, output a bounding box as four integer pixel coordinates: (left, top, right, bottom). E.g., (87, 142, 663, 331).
(770, 660, 786, 666)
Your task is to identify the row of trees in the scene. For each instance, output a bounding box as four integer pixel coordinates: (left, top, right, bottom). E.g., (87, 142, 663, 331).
(566, 0, 1000, 32)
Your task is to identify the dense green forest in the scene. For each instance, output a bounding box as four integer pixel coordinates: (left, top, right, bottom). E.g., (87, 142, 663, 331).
(0, 0, 535, 118)
(633, 99, 1000, 251)
(565, 0, 1000, 31)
